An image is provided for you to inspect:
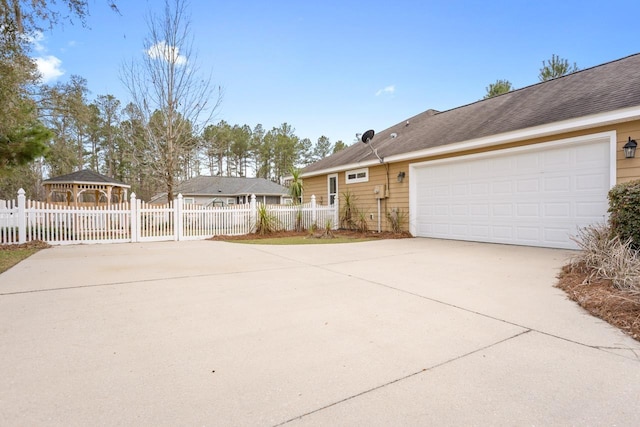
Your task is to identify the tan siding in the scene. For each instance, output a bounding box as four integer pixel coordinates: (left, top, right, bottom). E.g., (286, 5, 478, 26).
(302, 176, 328, 204)
(615, 122, 640, 183)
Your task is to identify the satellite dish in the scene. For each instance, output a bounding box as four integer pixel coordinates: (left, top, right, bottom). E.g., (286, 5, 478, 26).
(361, 129, 375, 144)
(390, 133, 397, 138)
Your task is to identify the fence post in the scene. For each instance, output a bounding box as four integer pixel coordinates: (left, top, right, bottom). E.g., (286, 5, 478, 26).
(310, 195, 317, 226)
(130, 193, 138, 243)
(250, 194, 256, 233)
(176, 193, 183, 241)
(17, 188, 26, 244)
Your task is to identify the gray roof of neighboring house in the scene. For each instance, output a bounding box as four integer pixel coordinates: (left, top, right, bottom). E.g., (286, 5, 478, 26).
(177, 176, 289, 196)
(304, 53, 640, 174)
(151, 176, 289, 203)
(43, 169, 130, 187)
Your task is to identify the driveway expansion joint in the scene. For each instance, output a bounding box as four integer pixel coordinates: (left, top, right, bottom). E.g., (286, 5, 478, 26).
(272, 329, 532, 427)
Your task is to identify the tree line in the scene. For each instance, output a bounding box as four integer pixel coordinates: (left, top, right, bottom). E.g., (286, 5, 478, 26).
(6, 74, 347, 201)
(484, 54, 580, 99)
(0, 1, 347, 201)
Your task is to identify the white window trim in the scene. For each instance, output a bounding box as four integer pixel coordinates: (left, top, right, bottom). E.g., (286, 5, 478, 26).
(183, 197, 195, 205)
(345, 168, 369, 184)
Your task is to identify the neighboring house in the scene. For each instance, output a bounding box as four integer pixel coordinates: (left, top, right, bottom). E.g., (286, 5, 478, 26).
(301, 53, 640, 249)
(42, 169, 130, 206)
(150, 176, 290, 206)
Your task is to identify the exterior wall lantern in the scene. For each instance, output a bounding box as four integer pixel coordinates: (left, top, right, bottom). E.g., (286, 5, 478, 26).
(623, 137, 637, 159)
(397, 171, 406, 182)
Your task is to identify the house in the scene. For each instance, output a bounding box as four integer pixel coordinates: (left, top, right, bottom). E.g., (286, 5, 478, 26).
(301, 53, 640, 249)
(42, 169, 130, 206)
(150, 176, 290, 206)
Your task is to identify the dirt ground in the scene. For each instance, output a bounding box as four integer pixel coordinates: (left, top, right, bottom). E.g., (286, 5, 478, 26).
(208, 229, 413, 241)
(556, 266, 640, 342)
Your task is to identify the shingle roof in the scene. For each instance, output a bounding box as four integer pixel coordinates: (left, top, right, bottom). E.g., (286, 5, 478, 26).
(176, 176, 288, 196)
(304, 53, 640, 174)
(43, 169, 130, 187)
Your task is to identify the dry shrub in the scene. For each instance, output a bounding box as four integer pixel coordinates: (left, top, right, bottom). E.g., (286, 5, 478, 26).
(569, 223, 640, 295)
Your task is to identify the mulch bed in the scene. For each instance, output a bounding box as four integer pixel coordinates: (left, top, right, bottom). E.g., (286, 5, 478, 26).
(556, 265, 640, 342)
(208, 229, 413, 241)
(0, 240, 51, 251)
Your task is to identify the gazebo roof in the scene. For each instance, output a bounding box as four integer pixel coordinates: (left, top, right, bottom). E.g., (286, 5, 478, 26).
(43, 169, 130, 188)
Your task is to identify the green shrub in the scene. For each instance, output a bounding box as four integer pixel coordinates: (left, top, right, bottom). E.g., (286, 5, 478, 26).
(608, 179, 640, 249)
(340, 190, 357, 230)
(255, 204, 280, 235)
(355, 210, 369, 233)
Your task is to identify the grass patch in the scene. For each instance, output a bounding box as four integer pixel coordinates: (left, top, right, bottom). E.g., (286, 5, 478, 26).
(0, 241, 50, 274)
(228, 236, 376, 245)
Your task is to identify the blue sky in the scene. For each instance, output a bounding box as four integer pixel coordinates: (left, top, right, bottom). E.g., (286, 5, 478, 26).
(32, 0, 640, 146)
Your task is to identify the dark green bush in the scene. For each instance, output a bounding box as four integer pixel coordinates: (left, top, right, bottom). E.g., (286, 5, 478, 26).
(608, 179, 640, 249)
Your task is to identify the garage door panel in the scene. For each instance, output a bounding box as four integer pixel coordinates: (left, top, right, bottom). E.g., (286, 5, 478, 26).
(543, 149, 572, 167)
(452, 184, 468, 196)
(470, 182, 489, 195)
(492, 181, 513, 194)
(576, 142, 609, 165)
(470, 226, 490, 238)
(413, 139, 611, 249)
(492, 204, 513, 216)
(543, 202, 571, 217)
(517, 203, 540, 216)
(576, 201, 607, 218)
(544, 176, 571, 192)
(492, 226, 513, 239)
(517, 179, 540, 192)
(576, 172, 608, 191)
(544, 227, 573, 244)
(516, 226, 540, 241)
(451, 205, 468, 216)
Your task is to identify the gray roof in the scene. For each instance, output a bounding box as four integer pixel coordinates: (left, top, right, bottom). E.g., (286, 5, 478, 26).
(43, 169, 130, 187)
(175, 176, 288, 197)
(304, 53, 640, 174)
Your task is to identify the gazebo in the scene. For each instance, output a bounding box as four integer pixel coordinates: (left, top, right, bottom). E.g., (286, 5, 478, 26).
(43, 169, 131, 207)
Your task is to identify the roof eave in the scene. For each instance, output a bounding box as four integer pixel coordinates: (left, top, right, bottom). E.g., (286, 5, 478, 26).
(301, 105, 640, 178)
(43, 180, 131, 188)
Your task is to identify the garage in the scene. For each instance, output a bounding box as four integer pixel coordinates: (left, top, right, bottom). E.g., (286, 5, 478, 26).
(410, 134, 614, 249)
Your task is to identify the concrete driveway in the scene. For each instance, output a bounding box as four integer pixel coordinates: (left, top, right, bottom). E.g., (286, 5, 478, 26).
(1, 238, 639, 426)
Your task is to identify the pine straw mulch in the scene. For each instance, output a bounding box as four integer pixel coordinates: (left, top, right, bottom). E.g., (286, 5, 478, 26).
(208, 229, 413, 241)
(0, 240, 51, 251)
(556, 264, 640, 342)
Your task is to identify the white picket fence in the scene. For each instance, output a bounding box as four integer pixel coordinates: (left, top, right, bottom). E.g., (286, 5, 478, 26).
(0, 189, 338, 246)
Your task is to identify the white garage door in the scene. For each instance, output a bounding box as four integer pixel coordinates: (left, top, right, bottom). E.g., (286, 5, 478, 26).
(411, 137, 612, 249)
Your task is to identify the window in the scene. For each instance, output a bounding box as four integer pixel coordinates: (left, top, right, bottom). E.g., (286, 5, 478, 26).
(183, 197, 195, 205)
(345, 168, 369, 184)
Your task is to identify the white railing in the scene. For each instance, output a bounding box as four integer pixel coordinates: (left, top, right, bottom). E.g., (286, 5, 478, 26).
(0, 190, 337, 246)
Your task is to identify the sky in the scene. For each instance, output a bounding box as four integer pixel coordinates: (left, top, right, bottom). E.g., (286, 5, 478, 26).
(31, 0, 640, 146)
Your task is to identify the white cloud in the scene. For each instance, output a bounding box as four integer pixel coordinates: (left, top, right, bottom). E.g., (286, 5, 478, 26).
(146, 41, 187, 65)
(35, 55, 65, 83)
(375, 85, 396, 96)
(26, 31, 46, 52)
